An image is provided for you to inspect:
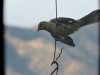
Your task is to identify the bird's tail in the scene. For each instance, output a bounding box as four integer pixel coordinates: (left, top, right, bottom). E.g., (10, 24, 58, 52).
(78, 9, 100, 27)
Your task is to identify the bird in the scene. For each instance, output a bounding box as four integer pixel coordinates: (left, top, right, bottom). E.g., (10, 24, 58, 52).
(37, 9, 100, 47)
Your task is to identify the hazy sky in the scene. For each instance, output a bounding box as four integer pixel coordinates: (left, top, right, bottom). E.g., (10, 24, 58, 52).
(3, 0, 98, 28)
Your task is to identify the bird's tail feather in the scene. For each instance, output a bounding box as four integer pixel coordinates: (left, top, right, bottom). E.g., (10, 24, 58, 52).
(78, 9, 100, 27)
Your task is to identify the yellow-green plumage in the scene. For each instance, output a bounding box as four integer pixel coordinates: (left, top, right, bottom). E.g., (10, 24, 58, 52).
(38, 9, 100, 47)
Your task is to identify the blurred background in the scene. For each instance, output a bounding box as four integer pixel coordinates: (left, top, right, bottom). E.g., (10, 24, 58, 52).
(4, 0, 99, 75)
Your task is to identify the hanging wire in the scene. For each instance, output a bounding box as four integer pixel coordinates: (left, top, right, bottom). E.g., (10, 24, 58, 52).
(50, 0, 64, 75)
(50, 0, 58, 75)
(53, 0, 58, 61)
(56, 48, 63, 61)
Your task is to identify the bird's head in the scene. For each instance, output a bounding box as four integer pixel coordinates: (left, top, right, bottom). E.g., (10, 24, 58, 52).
(37, 21, 48, 32)
(37, 21, 54, 32)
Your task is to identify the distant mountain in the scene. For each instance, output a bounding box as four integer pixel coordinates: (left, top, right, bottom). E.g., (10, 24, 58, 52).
(5, 26, 52, 40)
(5, 24, 98, 75)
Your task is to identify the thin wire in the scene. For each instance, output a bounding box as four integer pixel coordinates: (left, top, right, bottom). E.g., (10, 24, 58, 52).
(55, 0, 57, 20)
(51, 1, 64, 75)
(56, 48, 63, 61)
(53, 0, 58, 61)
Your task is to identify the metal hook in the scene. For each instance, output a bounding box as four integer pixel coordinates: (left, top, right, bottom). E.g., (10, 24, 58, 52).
(51, 61, 59, 75)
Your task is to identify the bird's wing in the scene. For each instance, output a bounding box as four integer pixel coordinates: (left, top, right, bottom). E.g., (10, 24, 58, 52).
(50, 17, 75, 23)
(50, 17, 76, 27)
(78, 9, 100, 27)
(50, 17, 74, 23)
(55, 35, 75, 47)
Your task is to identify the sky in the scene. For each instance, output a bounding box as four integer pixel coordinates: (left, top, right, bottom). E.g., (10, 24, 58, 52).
(3, 0, 99, 28)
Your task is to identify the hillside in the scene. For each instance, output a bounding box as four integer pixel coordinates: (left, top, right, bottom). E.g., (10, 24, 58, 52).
(5, 23, 99, 75)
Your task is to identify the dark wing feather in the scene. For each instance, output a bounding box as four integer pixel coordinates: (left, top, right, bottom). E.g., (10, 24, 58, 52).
(62, 36, 75, 47)
(50, 17, 77, 28)
(78, 9, 100, 27)
(50, 17, 76, 24)
(54, 35, 75, 47)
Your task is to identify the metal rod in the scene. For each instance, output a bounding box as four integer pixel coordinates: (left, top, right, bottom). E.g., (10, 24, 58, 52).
(55, 0, 57, 20)
(53, 0, 58, 61)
